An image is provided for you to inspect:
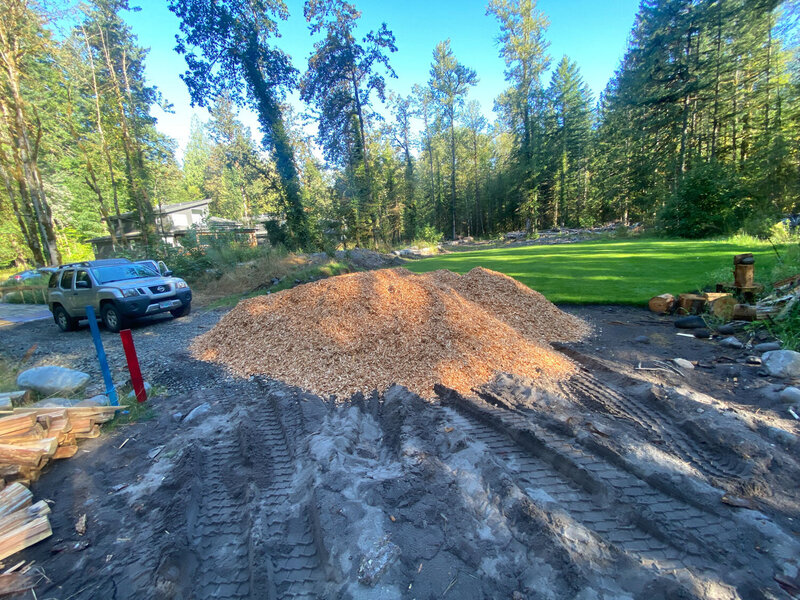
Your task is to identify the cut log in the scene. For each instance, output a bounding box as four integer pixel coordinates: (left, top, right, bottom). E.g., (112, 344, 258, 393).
(74, 425, 101, 439)
(710, 296, 738, 320)
(677, 293, 707, 315)
(733, 253, 754, 265)
(0, 424, 45, 445)
(0, 572, 35, 596)
(0, 484, 32, 519)
(0, 500, 50, 539)
(734, 264, 755, 288)
(0, 515, 52, 561)
(703, 292, 731, 302)
(53, 444, 78, 460)
(733, 304, 757, 321)
(0, 415, 36, 437)
(14, 438, 58, 458)
(648, 293, 675, 314)
(0, 445, 44, 469)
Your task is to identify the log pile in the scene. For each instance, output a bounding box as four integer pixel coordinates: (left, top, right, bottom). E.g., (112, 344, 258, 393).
(647, 250, 800, 326)
(0, 406, 120, 486)
(0, 405, 121, 563)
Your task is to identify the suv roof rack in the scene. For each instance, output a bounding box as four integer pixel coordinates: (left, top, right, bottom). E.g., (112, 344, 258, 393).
(57, 258, 133, 269)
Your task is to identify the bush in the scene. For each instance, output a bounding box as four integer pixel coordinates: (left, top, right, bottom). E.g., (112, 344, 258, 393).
(657, 162, 745, 238)
(417, 226, 443, 245)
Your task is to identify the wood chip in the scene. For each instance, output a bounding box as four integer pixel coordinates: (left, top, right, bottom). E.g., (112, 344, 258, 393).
(192, 268, 589, 398)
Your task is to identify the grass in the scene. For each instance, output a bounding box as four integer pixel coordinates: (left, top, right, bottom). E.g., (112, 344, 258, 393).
(405, 237, 795, 305)
(104, 397, 156, 430)
(0, 357, 18, 394)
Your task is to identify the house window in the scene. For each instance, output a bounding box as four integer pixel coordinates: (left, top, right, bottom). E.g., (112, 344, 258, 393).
(191, 209, 204, 224)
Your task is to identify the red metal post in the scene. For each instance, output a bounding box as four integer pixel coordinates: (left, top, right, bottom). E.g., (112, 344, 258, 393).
(120, 329, 147, 403)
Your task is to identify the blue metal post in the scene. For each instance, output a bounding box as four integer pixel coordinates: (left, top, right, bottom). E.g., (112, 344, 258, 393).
(85, 305, 118, 406)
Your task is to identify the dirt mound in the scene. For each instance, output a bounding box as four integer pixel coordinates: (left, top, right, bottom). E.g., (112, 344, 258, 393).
(191, 267, 589, 397)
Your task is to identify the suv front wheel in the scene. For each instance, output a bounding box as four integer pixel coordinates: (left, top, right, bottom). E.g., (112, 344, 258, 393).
(53, 305, 77, 332)
(170, 302, 191, 318)
(101, 303, 127, 333)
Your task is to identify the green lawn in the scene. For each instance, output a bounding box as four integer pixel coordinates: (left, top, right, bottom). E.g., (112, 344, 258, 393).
(405, 237, 785, 305)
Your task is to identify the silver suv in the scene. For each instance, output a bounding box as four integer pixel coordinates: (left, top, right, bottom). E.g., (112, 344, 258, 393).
(47, 259, 192, 332)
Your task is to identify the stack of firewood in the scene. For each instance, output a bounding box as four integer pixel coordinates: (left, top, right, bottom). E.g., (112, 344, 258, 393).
(0, 405, 121, 562)
(0, 406, 121, 486)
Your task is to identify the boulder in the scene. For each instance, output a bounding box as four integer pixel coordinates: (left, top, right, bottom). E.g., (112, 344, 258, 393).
(779, 386, 800, 404)
(673, 358, 694, 370)
(675, 316, 705, 329)
(16, 366, 90, 396)
(693, 329, 711, 339)
(183, 402, 211, 424)
(32, 398, 83, 408)
(126, 382, 153, 400)
(719, 336, 744, 349)
(77, 394, 110, 407)
(755, 341, 782, 353)
(762, 350, 800, 378)
(717, 324, 736, 335)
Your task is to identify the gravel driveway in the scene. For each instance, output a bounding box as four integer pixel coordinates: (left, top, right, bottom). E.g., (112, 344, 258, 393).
(0, 306, 228, 395)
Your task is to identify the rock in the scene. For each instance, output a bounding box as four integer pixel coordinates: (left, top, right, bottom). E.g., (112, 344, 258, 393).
(693, 329, 711, 339)
(126, 382, 153, 400)
(0, 390, 26, 402)
(172, 412, 183, 423)
(357, 536, 401, 586)
(673, 358, 695, 370)
(33, 398, 83, 408)
(634, 335, 649, 344)
(183, 402, 211, 424)
(763, 350, 800, 378)
(779, 387, 800, 404)
(675, 316, 706, 329)
(755, 341, 782, 353)
(16, 366, 90, 396)
(745, 356, 762, 366)
(719, 336, 744, 349)
(76, 394, 110, 407)
(717, 324, 736, 335)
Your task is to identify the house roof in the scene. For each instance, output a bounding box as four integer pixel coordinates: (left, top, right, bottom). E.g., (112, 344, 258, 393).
(104, 199, 211, 222)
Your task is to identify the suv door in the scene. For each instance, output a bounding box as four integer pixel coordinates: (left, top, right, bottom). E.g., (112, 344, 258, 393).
(71, 269, 94, 318)
(58, 269, 76, 314)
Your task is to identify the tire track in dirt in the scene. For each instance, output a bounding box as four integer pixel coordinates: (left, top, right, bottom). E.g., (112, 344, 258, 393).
(555, 347, 752, 483)
(244, 384, 324, 599)
(149, 381, 326, 599)
(438, 386, 781, 597)
(192, 438, 252, 599)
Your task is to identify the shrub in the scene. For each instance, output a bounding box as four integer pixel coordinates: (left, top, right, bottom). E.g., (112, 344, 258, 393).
(657, 162, 745, 238)
(417, 226, 443, 245)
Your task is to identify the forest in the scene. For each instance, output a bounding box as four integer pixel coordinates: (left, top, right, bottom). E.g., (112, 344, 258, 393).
(1, 0, 798, 266)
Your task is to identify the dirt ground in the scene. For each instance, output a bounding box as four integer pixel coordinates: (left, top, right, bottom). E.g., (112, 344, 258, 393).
(0, 303, 799, 599)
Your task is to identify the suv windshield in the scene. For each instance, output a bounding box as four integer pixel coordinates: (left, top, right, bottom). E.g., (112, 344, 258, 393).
(92, 264, 158, 284)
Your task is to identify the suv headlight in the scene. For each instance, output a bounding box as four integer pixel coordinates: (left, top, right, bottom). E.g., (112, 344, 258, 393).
(176, 281, 188, 289)
(122, 288, 140, 297)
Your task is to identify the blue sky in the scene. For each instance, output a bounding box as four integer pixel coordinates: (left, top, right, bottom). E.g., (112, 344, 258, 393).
(126, 0, 641, 159)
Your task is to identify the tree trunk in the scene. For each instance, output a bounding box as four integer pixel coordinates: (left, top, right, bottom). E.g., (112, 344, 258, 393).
(242, 54, 309, 249)
(449, 112, 456, 240)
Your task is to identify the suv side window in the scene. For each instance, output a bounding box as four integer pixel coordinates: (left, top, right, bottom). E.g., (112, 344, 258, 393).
(75, 270, 92, 288)
(48, 273, 58, 288)
(59, 270, 75, 290)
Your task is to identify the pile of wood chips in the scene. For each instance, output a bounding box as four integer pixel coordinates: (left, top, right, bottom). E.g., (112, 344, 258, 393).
(193, 267, 589, 398)
(0, 405, 121, 563)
